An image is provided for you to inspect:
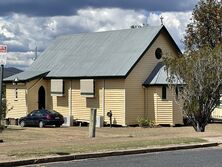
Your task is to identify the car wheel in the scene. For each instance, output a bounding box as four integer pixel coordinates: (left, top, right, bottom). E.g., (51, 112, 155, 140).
(55, 124, 61, 127)
(39, 121, 44, 128)
(20, 121, 25, 127)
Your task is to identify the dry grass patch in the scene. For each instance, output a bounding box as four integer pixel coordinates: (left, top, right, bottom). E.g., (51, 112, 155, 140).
(7, 137, 205, 158)
(0, 123, 222, 161)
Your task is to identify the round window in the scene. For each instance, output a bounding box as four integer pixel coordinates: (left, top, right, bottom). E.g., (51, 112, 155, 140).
(155, 48, 162, 59)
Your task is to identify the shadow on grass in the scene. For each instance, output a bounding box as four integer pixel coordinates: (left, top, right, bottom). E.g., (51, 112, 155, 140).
(4, 127, 25, 131)
(7, 125, 66, 129)
(54, 152, 70, 155)
(209, 121, 222, 124)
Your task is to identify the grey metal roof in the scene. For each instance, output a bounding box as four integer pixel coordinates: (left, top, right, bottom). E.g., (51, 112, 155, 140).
(143, 62, 184, 86)
(5, 26, 181, 81)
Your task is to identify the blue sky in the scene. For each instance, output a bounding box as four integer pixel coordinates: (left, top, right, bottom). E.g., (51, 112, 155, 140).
(0, 0, 198, 70)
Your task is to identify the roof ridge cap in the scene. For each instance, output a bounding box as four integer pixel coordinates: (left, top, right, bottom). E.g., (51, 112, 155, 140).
(57, 25, 163, 38)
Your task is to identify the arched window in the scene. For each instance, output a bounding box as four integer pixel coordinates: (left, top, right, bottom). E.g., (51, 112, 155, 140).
(38, 86, 45, 109)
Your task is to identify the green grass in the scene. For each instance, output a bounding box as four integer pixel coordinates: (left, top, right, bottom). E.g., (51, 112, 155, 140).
(8, 137, 206, 158)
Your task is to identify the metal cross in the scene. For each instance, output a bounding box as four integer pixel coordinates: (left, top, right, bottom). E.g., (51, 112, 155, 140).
(160, 16, 164, 25)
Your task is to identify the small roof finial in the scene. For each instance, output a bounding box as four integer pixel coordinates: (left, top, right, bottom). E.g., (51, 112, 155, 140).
(33, 42, 38, 61)
(160, 16, 164, 26)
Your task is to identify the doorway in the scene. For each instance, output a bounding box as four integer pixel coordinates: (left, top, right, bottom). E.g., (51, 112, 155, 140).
(38, 86, 45, 109)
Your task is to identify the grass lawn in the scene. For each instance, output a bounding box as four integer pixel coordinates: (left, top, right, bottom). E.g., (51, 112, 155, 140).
(0, 123, 222, 161)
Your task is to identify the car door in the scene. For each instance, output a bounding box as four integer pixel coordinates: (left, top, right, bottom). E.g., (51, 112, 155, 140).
(25, 111, 37, 126)
(32, 110, 43, 126)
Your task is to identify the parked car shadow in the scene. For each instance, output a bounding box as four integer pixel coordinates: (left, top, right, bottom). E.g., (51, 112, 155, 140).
(3, 127, 25, 131)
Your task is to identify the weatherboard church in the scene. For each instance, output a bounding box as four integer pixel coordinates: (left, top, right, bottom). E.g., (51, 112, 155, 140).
(4, 25, 184, 126)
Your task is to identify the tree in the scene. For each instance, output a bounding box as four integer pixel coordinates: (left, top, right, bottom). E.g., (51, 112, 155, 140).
(164, 45, 222, 132)
(184, 0, 222, 50)
(164, 0, 222, 132)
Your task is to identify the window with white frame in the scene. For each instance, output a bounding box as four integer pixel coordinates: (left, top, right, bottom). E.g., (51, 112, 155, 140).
(15, 88, 18, 100)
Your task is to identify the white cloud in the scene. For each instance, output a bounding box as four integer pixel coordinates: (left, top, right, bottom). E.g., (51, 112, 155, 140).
(0, 8, 192, 70)
(76, 8, 147, 31)
(6, 51, 34, 67)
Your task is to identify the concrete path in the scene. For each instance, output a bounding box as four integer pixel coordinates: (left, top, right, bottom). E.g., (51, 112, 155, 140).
(203, 137, 222, 144)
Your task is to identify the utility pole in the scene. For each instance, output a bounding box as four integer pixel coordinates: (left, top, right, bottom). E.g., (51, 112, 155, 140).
(33, 44, 38, 61)
(0, 64, 3, 125)
(0, 45, 7, 125)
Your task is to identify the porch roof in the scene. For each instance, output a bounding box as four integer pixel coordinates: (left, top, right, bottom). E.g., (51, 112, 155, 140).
(143, 62, 184, 86)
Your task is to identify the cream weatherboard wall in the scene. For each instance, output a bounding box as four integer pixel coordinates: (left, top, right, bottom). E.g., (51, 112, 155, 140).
(6, 84, 27, 118)
(146, 87, 156, 121)
(103, 79, 125, 125)
(5, 78, 126, 125)
(154, 88, 172, 125)
(5, 79, 52, 119)
(154, 87, 174, 125)
(125, 31, 179, 125)
(52, 80, 69, 117)
(146, 86, 183, 126)
(26, 79, 52, 112)
(71, 79, 97, 122)
(71, 79, 125, 125)
(49, 79, 125, 125)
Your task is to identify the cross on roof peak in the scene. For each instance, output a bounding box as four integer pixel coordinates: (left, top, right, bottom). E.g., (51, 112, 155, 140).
(160, 16, 164, 25)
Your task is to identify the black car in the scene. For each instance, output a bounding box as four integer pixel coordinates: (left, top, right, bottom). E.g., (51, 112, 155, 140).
(19, 109, 64, 128)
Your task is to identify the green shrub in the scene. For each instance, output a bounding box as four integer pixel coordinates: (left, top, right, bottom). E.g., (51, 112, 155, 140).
(137, 117, 155, 128)
(0, 125, 4, 132)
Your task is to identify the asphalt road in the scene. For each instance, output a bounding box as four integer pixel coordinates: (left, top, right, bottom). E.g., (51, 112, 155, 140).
(26, 147, 222, 167)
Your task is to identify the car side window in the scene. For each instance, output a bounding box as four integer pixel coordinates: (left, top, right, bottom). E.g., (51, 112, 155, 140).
(28, 111, 36, 117)
(40, 110, 47, 116)
(31, 112, 37, 117)
(35, 110, 43, 117)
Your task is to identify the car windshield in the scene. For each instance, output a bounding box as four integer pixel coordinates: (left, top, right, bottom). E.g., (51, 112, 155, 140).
(27, 110, 37, 116)
(39, 109, 49, 114)
(49, 110, 59, 114)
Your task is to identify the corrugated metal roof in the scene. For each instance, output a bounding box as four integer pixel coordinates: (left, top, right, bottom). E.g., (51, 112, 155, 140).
(143, 62, 184, 86)
(5, 25, 181, 81)
(29, 26, 163, 78)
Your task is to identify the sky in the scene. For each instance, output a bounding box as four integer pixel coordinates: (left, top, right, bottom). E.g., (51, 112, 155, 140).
(0, 0, 199, 70)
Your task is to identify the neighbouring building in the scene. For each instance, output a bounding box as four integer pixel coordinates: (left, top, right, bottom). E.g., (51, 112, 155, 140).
(2, 67, 22, 79)
(4, 25, 184, 126)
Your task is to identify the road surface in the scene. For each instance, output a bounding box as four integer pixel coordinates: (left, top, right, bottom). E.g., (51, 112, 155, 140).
(25, 147, 222, 167)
